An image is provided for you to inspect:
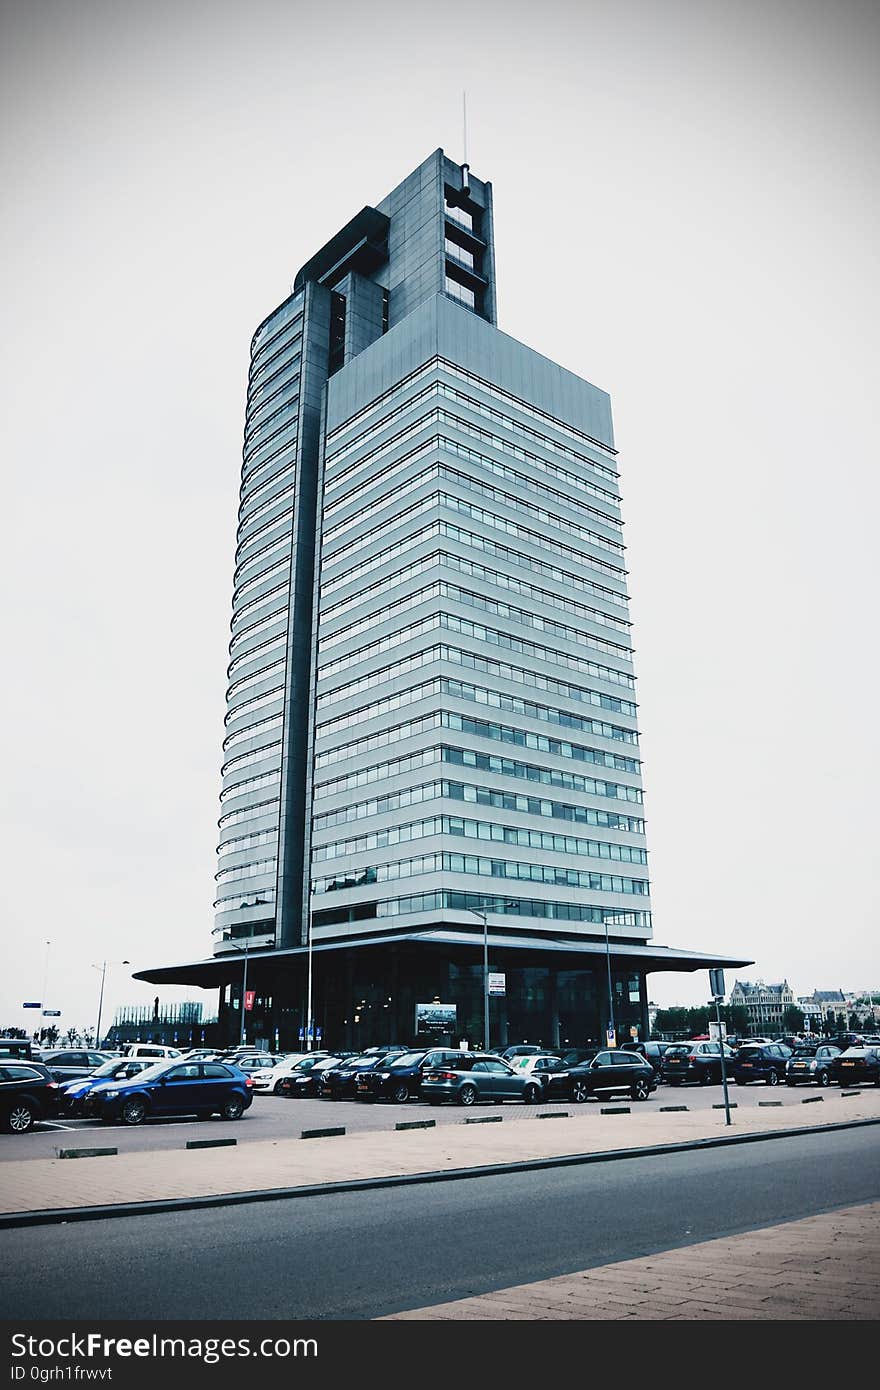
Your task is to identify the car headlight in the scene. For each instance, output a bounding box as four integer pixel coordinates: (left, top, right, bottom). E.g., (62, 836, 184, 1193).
(379, 1073, 391, 1080)
(809, 1061, 817, 1070)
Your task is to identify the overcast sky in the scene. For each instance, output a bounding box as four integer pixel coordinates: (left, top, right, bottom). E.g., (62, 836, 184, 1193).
(2, 0, 878, 1036)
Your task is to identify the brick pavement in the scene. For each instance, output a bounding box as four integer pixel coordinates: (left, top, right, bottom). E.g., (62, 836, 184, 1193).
(382, 1201, 880, 1320)
(1, 1089, 878, 1218)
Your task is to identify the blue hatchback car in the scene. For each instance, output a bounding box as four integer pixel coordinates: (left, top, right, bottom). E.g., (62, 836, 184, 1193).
(87, 1059, 254, 1125)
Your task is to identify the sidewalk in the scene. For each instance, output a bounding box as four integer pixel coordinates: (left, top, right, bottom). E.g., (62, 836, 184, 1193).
(2, 1088, 878, 1223)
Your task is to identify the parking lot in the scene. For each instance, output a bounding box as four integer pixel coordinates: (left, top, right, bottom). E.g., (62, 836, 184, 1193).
(2, 1079, 867, 1160)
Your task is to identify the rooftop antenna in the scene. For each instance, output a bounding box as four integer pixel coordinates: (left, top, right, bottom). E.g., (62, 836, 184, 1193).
(461, 90, 470, 195)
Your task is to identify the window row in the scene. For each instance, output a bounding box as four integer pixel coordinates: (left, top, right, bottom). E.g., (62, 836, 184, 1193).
(313, 765, 645, 832)
(317, 630, 635, 712)
(324, 356, 617, 480)
(246, 351, 301, 418)
(226, 656, 286, 707)
(213, 887, 276, 913)
(229, 603, 288, 655)
(221, 738, 282, 780)
(313, 812, 648, 865)
(216, 855, 277, 885)
(249, 319, 302, 386)
(218, 796, 280, 831)
(232, 580, 289, 634)
(324, 451, 623, 556)
(321, 490, 626, 589)
(313, 852, 650, 896)
(223, 712, 284, 754)
(224, 684, 284, 730)
(250, 293, 302, 355)
(314, 892, 649, 931)
(242, 417, 298, 477)
(320, 519, 628, 614)
(217, 826, 278, 858)
(325, 396, 621, 519)
(320, 600, 632, 684)
(237, 481, 294, 540)
(219, 768, 281, 805)
(228, 631, 286, 679)
(235, 502, 294, 567)
(234, 556, 290, 610)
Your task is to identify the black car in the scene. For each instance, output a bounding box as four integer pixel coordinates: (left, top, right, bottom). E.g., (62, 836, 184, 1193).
(544, 1049, 658, 1103)
(785, 1043, 841, 1087)
(317, 1055, 396, 1100)
(0, 1062, 61, 1133)
(40, 1049, 113, 1083)
(627, 1041, 671, 1077)
(829, 1047, 880, 1087)
(662, 1041, 737, 1086)
(275, 1055, 351, 1098)
(355, 1049, 469, 1103)
(732, 1043, 793, 1086)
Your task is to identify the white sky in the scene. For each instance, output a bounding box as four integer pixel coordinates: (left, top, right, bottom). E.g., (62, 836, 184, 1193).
(2, 0, 878, 1035)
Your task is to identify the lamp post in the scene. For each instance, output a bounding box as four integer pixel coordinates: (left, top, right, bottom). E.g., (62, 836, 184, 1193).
(603, 916, 616, 1046)
(239, 939, 249, 1046)
(93, 959, 130, 1048)
(466, 906, 490, 1052)
(305, 902, 314, 1053)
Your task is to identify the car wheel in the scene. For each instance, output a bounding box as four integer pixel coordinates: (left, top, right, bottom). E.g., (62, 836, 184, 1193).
(457, 1084, 477, 1107)
(391, 1083, 409, 1105)
(631, 1079, 650, 1102)
(699, 1070, 711, 1086)
(523, 1084, 540, 1104)
(273, 1080, 286, 1095)
(818, 1071, 830, 1088)
(221, 1097, 245, 1121)
(6, 1103, 35, 1134)
(767, 1070, 779, 1087)
(571, 1079, 590, 1104)
(121, 1098, 146, 1126)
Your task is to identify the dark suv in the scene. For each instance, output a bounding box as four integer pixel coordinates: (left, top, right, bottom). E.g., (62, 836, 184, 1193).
(662, 1041, 737, 1086)
(544, 1049, 658, 1103)
(733, 1043, 793, 1086)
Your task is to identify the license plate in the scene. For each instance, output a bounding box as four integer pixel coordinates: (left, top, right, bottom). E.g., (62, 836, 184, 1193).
(842, 1061, 855, 1066)
(741, 1062, 753, 1068)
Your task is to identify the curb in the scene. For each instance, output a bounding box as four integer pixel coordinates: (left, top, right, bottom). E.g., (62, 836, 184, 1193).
(2, 1116, 878, 1232)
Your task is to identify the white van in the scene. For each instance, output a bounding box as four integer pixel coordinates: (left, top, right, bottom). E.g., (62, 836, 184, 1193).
(120, 1044, 182, 1060)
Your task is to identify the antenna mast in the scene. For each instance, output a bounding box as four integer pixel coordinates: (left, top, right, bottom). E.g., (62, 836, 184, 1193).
(461, 90, 470, 194)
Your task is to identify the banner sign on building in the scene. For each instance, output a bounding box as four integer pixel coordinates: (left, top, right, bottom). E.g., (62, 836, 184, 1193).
(415, 1003, 457, 1034)
(244, 990, 255, 1012)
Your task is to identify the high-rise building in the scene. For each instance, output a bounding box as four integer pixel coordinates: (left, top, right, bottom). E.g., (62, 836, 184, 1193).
(138, 149, 748, 1049)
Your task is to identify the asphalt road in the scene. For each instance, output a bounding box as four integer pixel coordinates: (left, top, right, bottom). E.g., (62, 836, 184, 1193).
(4, 1081, 863, 1160)
(2, 1127, 878, 1320)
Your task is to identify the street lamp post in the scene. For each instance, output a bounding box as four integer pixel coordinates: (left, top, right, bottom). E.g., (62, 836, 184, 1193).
(305, 904, 314, 1053)
(239, 939, 249, 1046)
(603, 916, 616, 1046)
(93, 959, 130, 1048)
(466, 906, 490, 1051)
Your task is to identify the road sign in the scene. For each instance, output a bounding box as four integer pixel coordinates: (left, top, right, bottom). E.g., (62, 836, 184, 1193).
(709, 968, 725, 1000)
(488, 972, 506, 996)
(42, 1010, 62, 1017)
(22, 1002, 41, 1009)
(606, 1026, 616, 1047)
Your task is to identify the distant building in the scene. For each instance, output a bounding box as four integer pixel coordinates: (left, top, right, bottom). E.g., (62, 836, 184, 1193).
(105, 1001, 220, 1049)
(806, 990, 849, 1027)
(729, 980, 796, 1035)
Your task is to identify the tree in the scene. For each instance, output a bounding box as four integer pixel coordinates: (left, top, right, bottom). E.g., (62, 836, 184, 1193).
(724, 1005, 751, 1036)
(782, 1006, 805, 1033)
(39, 1025, 60, 1047)
(81, 1028, 95, 1047)
(0, 1027, 27, 1039)
(64, 1027, 78, 1045)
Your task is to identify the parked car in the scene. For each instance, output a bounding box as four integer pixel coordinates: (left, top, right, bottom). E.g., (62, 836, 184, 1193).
(317, 1054, 399, 1100)
(119, 1044, 182, 1060)
(252, 1053, 331, 1094)
(0, 1062, 61, 1132)
(59, 1058, 155, 1114)
(276, 1055, 351, 1098)
(87, 1059, 254, 1125)
(420, 1053, 544, 1106)
(543, 1049, 658, 1102)
(785, 1043, 841, 1087)
(732, 1043, 793, 1086)
(828, 1047, 880, 1087)
(500, 1045, 544, 1060)
(0, 1039, 41, 1062)
(507, 1054, 564, 1095)
(556, 1047, 600, 1068)
(627, 1041, 672, 1077)
(662, 1041, 737, 1086)
(355, 1049, 470, 1103)
(233, 1054, 283, 1075)
(40, 1049, 114, 1083)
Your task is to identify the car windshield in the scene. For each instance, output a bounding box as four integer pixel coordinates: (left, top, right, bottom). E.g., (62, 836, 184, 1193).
(107, 1060, 170, 1084)
(665, 1045, 690, 1056)
(388, 1053, 425, 1068)
(90, 1059, 133, 1078)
